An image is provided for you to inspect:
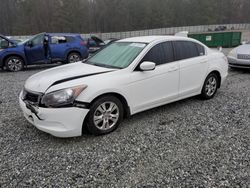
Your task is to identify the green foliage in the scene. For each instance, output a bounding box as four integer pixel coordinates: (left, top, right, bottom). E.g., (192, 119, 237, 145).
(0, 0, 249, 35)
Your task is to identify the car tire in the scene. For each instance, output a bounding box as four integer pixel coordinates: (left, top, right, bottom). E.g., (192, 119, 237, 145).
(5, 56, 24, 72)
(86, 96, 124, 135)
(67, 52, 81, 63)
(201, 73, 219, 100)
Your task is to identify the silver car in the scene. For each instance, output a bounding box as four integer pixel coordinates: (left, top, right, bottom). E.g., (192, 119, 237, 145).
(228, 41, 250, 69)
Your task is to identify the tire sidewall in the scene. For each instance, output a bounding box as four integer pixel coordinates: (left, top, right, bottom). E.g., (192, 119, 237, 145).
(201, 73, 219, 100)
(5, 56, 24, 72)
(67, 52, 81, 63)
(86, 96, 124, 135)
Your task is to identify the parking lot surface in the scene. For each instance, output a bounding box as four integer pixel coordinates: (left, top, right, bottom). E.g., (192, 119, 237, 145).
(0, 65, 249, 187)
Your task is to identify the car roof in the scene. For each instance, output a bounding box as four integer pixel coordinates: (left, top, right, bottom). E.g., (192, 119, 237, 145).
(118, 35, 193, 43)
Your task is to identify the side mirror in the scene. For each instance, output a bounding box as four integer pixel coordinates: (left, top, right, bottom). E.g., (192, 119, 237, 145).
(140, 61, 156, 71)
(0, 40, 9, 48)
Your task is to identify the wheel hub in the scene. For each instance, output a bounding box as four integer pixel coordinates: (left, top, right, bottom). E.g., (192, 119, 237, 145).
(205, 77, 217, 96)
(93, 102, 119, 131)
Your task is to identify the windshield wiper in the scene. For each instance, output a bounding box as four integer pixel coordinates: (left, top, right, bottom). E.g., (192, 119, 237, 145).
(84, 61, 121, 69)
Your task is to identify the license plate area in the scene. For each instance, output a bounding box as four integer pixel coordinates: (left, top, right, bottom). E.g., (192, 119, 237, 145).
(238, 54, 250, 60)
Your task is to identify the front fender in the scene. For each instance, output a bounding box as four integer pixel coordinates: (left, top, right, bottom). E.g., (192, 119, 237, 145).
(77, 87, 132, 108)
(0, 50, 27, 66)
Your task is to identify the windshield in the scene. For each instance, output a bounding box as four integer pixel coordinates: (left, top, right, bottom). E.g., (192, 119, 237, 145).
(0, 37, 10, 49)
(18, 33, 44, 45)
(18, 38, 30, 45)
(86, 42, 147, 69)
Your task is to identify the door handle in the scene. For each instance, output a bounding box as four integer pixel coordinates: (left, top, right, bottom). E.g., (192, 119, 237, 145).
(199, 58, 207, 63)
(168, 66, 178, 72)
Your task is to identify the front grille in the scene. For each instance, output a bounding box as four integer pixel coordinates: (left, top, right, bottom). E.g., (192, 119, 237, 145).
(23, 90, 42, 105)
(237, 54, 250, 60)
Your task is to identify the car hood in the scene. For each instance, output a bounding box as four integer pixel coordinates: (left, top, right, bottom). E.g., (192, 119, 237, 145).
(236, 44, 250, 54)
(91, 36, 104, 44)
(25, 62, 114, 93)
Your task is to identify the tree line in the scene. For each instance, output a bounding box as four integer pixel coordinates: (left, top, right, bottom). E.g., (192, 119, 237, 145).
(0, 0, 250, 36)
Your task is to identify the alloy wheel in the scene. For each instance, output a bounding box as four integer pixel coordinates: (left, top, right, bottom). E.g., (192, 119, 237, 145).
(69, 54, 80, 63)
(7, 58, 23, 72)
(93, 102, 120, 131)
(205, 77, 217, 97)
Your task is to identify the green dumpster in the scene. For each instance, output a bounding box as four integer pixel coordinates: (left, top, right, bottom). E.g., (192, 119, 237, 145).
(188, 31, 241, 48)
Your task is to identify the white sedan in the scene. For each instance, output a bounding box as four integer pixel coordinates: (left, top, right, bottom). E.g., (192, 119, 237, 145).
(228, 41, 250, 69)
(19, 36, 228, 137)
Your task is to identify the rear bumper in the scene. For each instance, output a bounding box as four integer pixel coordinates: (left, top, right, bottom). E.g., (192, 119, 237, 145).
(228, 56, 250, 68)
(19, 96, 89, 138)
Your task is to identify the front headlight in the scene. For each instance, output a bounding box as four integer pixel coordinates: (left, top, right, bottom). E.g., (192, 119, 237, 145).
(41, 85, 87, 108)
(228, 49, 237, 58)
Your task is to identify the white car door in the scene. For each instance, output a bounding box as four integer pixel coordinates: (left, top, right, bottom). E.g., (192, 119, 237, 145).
(173, 41, 208, 97)
(124, 42, 179, 114)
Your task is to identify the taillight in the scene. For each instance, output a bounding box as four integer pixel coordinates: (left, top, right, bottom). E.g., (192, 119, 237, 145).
(81, 41, 87, 46)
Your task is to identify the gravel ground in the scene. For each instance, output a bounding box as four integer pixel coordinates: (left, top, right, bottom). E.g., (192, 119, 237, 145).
(0, 64, 250, 187)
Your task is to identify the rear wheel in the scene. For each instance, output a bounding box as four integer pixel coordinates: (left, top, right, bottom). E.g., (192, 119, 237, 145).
(67, 52, 81, 63)
(86, 96, 124, 135)
(201, 73, 219, 100)
(5, 56, 24, 72)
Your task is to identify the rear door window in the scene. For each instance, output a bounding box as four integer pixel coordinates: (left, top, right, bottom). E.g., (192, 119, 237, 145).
(66, 36, 75, 43)
(173, 41, 200, 61)
(51, 36, 67, 44)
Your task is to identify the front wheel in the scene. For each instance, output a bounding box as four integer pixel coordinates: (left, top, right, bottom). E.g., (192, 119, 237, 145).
(201, 73, 219, 100)
(5, 56, 24, 72)
(67, 52, 81, 63)
(86, 96, 124, 135)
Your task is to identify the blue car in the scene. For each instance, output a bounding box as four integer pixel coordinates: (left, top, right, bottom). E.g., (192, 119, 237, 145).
(0, 33, 89, 72)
